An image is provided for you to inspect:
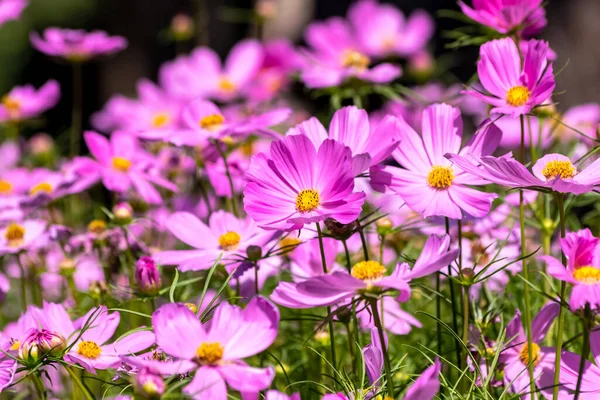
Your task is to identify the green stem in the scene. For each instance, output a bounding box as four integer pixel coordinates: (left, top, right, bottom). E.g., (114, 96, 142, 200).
(30, 372, 47, 399)
(316, 223, 337, 370)
(370, 299, 395, 398)
(358, 225, 370, 261)
(215, 141, 239, 217)
(574, 305, 592, 400)
(65, 366, 94, 400)
(445, 217, 461, 370)
(553, 193, 567, 400)
(519, 113, 535, 400)
(458, 220, 469, 392)
(16, 253, 27, 313)
(70, 63, 83, 157)
(436, 272, 442, 358)
(254, 262, 259, 296)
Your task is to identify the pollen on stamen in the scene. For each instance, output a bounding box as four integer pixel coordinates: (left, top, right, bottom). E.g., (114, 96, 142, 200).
(77, 340, 102, 359)
(518, 342, 541, 366)
(112, 156, 132, 172)
(427, 165, 455, 189)
(30, 182, 53, 195)
(1, 96, 21, 115)
(5, 223, 25, 248)
(151, 112, 170, 128)
(541, 160, 576, 180)
(219, 78, 235, 92)
(351, 260, 386, 281)
(199, 114, 225, 131)
(341, 50, 370, 70)
(506, 86, 530, 107)
(295, 189, 320, 213)
(279, 237, 301, 255)
(0, 180, 13, 195)
(88, 219, 107, 234)
(573, 266, 600, 284)
(218, 231, 241, 251)
(195, 342, 224, 364)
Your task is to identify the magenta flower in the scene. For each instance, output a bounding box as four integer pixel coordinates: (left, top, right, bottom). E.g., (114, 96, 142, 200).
(286, 106, 401, 175)
(30, 28, 127, 61)
(370, 104, 501, 219)
(0, 0, 26, 27)
(459, 0, 546, 37)
(244, 135, 366, 231)
(146, 98, 289, 145)
(92, 79, 183, 138)
(271, 234, 458, 308)
(0, 220, 45, 255)
(154, 210, 268, 272)
(265, 391, 301, 400)
(464, 38, 554, 117)
(447, 152, 600, 195)
(77, 131, 177, 204)
(160, 39, 263, 102)
(31, 302, 155, 373)
(300, 18, 401, 88)
(541, 229, 600, 310)
(151, 297, 279, 400)
(348, 0, 434, 58)
(500, 303, 559, 396)
(0, 80, 60, 123)
(136, 256, 161, 295)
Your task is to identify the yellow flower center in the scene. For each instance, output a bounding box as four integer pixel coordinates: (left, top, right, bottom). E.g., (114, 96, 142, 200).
(342, 50, 370, 70)
(219, 78, 235, 92)
(573, 266, 600, 284)
(151, 112, 170, 128)
(29, 182, 53, 195)
(87, 219, 107, 234)
(195, 342, 224, 364)
(280, 237, 301, 255)
(77, 340, 102, 359)
(142, 381, 160, 394)
(218, 231, 241, 251)
(0, 180, 13, 195)
(541, 160, 576, 180)
(5, 223, 25, 247)
(295, 189, 320, 213)
(1, 96, 21, 115)
(199, 114, 225, 131)
(112, 157, 132, 172)
(519, 342, 541, 366)
(9, 340, 20, 351)
(351, 260, 386, 281)
(506, 86, 530, 107)
(427, 165, 455, 189)
(185, 303, 198, 313)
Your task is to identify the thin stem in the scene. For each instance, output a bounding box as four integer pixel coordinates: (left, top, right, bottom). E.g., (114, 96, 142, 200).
(436, 272, 442, 357)
(520, 113, 535, 400)
(254, 262, 259, 296)
(215, 141, 239, 217)
(458, 220, 469, 386)
(553, 193, 567, 400)
(370, 299, 395, 398)
(316, 223, 337, 370)
(445, 217, 461, 370)
(342, 240, 352, 274)
(30, 372, 47, 400)
(70, 63, 83, 157)
(65, 366, 94, 400)
(574, 305, 592, 400)
(16, 253, 27, 313)
(358, 225, 370, 261)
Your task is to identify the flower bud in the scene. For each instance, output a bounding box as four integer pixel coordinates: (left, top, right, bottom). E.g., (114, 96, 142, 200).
(49, 224, 72, 241)
(407, 51, 434, 82)
(59, 258, 77, 278)
(324, 218, 356, 240)
(136, 256, 161, 296)
(376, 217, 394, 235)
(113, 202, 133, 225)
(18, 329, 66, 362)
(28, 133, 55, 156)
(246, 245, 262, 261)
(170, 14, 194, 41)
(135, 368, 165, 399)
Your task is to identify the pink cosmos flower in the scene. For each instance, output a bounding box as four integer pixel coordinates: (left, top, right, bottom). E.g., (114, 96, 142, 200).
(286, 106, 401, 175)
(154, 210, 269, 272)
(541, 229, 600, 311)
(92, 79, 183, 138)
(370, 104, 501, 219)
(144, 98, 289, 145)
(151, 297, 279, 400)
(31, 302, 155, 373)
(348, 0, 434, 58)
(464, 38, 555, 117)
(30, 28, 127, 61)
(0, 0, 26, 27)
(447, 152, 600, 195)
(265, 391, 301, 400)
(459, 0, 546, 37)
(0, 80, 60, 123)
(0, 219, 45, 255)
(500, 302, 559, 396)
(159, 39, 263, 102)
(300, 18, 401, 88)
(76, 131, 177, 204)
(271, 234, 458, 308)
(244, 135, 366, 231)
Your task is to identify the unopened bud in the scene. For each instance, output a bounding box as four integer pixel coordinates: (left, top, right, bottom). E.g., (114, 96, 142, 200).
(324, 218, 356, 240)
(170, 14, 194, 41)
(376, 217, 394, 235)
(135, 368, 165, 399)
(136, 256, 161, 295)
(113, 202, 133, 225)
(246, 245, 262, 261)
(60, 258, 77, 277)
(460, 268, 475, 285)
(18, 328, 66, 362)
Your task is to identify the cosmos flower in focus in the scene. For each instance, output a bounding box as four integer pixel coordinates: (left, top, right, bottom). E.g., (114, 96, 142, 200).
(30, 28, 127, 62)
(0, 80, 60, 123)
